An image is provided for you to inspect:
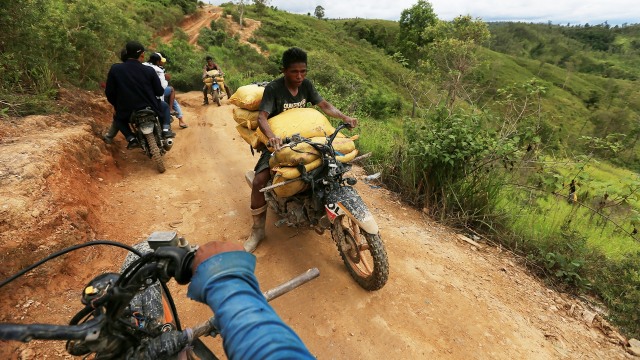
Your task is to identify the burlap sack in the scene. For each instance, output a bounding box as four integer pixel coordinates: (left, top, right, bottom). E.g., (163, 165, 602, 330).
(229, 84, 265, 110)
(269, 136, 357, 167)
(235, 124, 261, 149)
(336, 149, 359, 163)
(274, 158, 324, 180)
(233, 108, 260, 130)
(272, 174, 309, 198)
(256, 108, 335, 146)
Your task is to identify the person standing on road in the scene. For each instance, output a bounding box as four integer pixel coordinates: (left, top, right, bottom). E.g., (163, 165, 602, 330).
(105, 41, 175, 148)
(244, 47, 358, 252)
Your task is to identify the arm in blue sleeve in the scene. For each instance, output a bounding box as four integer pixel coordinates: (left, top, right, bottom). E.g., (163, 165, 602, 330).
(187, 251, 315, 360)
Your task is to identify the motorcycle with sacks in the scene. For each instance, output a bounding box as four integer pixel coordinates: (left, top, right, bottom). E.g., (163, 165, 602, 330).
(247, 122, 389, 291)
(130, 108, 174, 173)
(203, 70, 227, 106)
(0, 231, 319, 359)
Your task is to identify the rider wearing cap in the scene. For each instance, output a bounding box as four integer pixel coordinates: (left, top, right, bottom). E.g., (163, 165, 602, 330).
(105, 41, 176, 147)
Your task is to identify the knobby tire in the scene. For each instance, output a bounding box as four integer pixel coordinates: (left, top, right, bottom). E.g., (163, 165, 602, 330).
(331, 217, 389, 291)
(144, 133, 165, 173)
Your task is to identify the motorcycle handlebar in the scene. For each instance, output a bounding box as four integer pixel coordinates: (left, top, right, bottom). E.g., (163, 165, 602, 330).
(0, 316, 103, 342)
(282, 123, 351, 147)
(0, 248, 319, 359)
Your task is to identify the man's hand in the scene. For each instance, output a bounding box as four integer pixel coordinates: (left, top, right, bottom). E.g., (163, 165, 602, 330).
(191, 241, 245, 272)
(268, 136, 283, 151)
(343, 116, 358, 129)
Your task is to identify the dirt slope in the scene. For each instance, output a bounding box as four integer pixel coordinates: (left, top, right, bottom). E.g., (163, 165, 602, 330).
(0, 90, 634, 359)
(161, 5, 263, 54)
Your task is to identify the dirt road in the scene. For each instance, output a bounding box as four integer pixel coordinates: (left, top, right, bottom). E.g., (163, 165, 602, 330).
(1, 89, 632, 359)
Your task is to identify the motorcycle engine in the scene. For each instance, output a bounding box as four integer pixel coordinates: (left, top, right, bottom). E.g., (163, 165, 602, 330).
(285, 201, 307, 226)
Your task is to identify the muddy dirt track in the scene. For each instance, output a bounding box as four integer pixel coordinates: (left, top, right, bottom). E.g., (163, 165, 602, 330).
(0, 88, 633, 359)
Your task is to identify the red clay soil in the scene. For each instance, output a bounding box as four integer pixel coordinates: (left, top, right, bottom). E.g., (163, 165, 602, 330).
(0, 89, 635, 359)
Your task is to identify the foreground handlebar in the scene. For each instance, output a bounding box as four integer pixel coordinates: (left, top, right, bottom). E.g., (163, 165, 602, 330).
(0, 316, 103, 342)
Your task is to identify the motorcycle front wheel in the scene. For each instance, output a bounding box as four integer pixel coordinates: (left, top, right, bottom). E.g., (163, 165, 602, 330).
(213, 89, 221, 106)
(144, 133, 165, 173)
(331, 216, 389, 291)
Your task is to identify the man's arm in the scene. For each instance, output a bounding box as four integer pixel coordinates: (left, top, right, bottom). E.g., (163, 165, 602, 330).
(188, 242, 314, 360)
(105, 67, 117, 107)
(317, 100, 358, 129)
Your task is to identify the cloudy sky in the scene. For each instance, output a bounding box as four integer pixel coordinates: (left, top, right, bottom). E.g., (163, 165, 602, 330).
(207, 0, 639, 25)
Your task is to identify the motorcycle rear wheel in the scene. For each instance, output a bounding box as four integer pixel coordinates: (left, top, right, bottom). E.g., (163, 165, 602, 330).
(331, 216, 389, 291)
(144, 133, 165, 173)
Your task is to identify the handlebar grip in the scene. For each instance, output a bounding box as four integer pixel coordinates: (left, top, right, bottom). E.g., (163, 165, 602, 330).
(152, 247, 196, 285)
(127, 330, 191, 359)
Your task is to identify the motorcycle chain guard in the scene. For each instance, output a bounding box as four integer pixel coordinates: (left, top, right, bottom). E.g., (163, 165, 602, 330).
(325, 186, 379, 234)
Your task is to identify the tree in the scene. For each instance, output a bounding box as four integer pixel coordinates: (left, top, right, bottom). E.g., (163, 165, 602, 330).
(314, 5, 325, 19)
(254, 0, 269, 15)
(423, 15, 490, 108)
(397, 0, 438, 67)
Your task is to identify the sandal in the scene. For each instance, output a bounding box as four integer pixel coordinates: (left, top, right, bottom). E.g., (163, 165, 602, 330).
(179, 122, 188, 128)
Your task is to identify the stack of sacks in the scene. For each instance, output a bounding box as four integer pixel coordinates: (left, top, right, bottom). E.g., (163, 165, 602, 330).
(263, 108, 358, 197)
(231, 91, 360, 197)
(231, 84, 265, 149)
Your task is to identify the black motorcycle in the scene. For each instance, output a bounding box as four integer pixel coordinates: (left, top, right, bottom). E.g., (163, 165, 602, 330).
(247, 123, 389, 291)
(130, 109, 174, 173)
(0, 231, 318, 359)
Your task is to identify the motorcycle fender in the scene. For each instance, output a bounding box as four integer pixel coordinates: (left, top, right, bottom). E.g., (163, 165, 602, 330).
(325, 186, 379, 235)
(140, 122, 155, 135)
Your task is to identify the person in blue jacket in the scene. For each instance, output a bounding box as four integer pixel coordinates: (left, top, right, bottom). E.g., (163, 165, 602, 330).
(188, 241, 314, 359)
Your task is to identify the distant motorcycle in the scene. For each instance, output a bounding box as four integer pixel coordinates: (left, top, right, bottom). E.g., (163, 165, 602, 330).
(130, 108, 173, 173)
(203, 70, 226, 106)
(247, 123, 389, 291)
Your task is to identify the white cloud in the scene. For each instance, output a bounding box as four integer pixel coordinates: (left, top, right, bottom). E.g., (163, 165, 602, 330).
(207, 0, 640, 24)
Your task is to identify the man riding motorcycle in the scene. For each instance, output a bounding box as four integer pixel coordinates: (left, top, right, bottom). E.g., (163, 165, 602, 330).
(105, 41, 175, 148)
(244, 47, 357, 253)
(202, 55, 231, 105)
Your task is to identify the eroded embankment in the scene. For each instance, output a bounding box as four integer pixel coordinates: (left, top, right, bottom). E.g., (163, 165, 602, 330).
(0, 90, 117, 295)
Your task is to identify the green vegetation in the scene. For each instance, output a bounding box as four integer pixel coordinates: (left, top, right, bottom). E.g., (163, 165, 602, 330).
(2, 0, 640, 338)
(0, 0, 197, 116)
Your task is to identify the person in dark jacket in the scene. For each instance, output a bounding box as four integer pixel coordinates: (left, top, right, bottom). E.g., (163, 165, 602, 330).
(105, 41, 175, 148)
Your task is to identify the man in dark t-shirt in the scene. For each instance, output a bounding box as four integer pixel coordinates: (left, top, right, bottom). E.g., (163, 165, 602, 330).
(244, 47, 357, 253)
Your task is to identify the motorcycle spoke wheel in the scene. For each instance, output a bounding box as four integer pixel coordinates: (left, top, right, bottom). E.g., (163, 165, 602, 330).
(144, 133, 165, 173)
(214, 90, 221, 106)
(332, 216, 388, 291)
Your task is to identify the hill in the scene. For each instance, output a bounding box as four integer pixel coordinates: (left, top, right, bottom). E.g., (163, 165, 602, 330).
(2, 0, 640, 345)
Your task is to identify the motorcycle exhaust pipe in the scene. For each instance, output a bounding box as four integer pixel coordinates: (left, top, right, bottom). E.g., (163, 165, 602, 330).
(164, 138, 174, 151)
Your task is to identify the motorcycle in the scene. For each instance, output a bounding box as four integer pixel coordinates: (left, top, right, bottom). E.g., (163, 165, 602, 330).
(247, 123, 389, 291)
(203, 70, 227, 106)
(130, 108, 173, 173)
(0, 231, 319, 359)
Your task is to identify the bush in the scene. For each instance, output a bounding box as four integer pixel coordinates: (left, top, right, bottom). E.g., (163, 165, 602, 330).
(396, 107, 518, 220)
(592, 252, 640, 337)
